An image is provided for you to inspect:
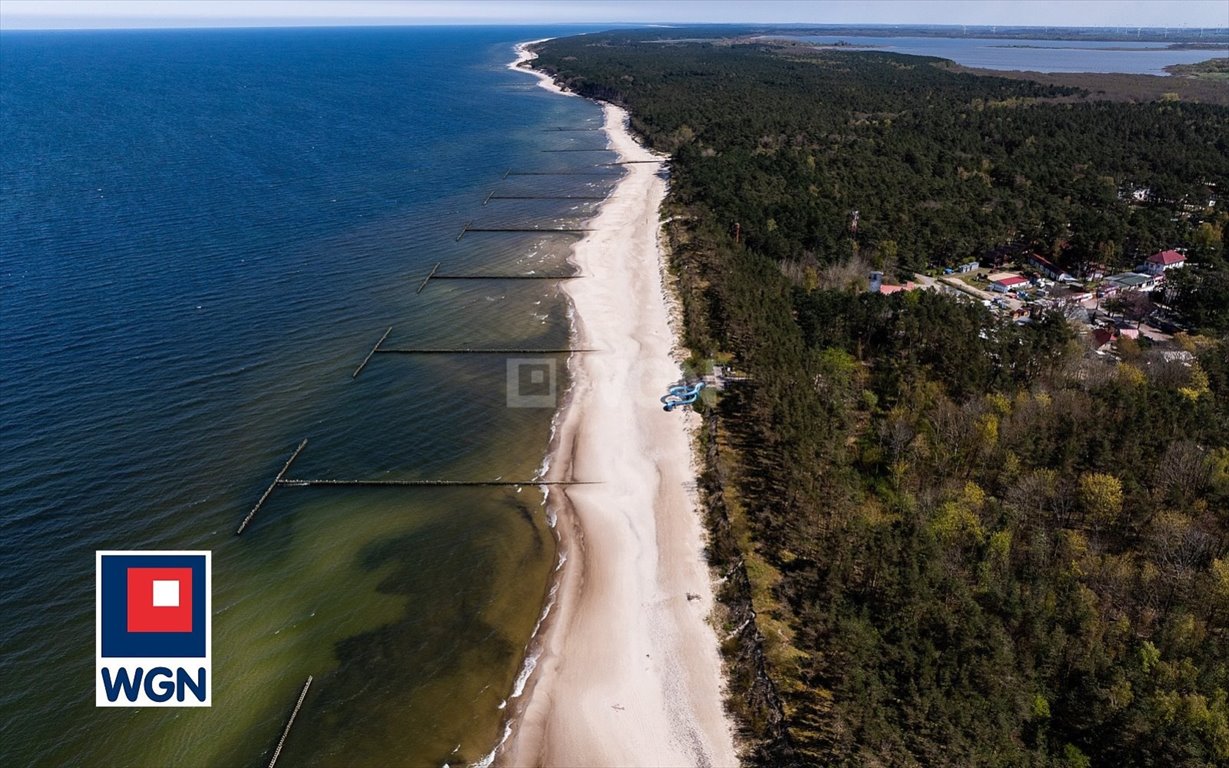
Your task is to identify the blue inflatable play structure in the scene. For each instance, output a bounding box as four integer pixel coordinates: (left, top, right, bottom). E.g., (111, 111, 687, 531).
(661, 380, 705, 412)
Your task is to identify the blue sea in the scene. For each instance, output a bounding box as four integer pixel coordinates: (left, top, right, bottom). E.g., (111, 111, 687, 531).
(774, 34, 1228, 74)
(0, 26, 616, 767)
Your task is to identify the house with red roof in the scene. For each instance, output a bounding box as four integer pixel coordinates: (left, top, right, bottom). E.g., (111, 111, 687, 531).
(869, 271, 919, 295)
(1091, 327, 1118, 350)
(1142, 249, 1186, 276)
(877, 282, 917, 295)
(990, 275, 1029, 293)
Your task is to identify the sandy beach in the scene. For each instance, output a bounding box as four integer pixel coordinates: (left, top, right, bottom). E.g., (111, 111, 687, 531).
(496, 42, 739, 768)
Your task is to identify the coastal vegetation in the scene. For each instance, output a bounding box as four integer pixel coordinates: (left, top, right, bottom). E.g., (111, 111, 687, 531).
(951, 64, 1229, 107)
(533, 32, 1229, 766)
(1167, 58, 1229, 81)
(757, 39, 1229, 106)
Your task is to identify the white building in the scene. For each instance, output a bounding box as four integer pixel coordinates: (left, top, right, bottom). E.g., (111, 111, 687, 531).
(1142, 249, 1186, 276)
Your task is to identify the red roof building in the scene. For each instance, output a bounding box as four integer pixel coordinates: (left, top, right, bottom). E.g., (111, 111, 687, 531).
(991, 275, 1029, 293)
(1144, 249, 1186, 275)
(877, 281, 916, 295)
(1092, 327, 1117, 349)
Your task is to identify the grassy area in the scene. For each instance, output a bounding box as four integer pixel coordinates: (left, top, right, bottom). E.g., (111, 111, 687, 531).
(1167, 57, 1229, 81)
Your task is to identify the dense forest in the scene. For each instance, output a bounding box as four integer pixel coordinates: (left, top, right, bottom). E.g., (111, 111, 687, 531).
(533, 32, 1229, 767)
(535, 33, 1229, 330)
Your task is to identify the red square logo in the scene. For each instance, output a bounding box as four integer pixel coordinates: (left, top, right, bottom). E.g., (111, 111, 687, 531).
(127, 568, 193, 633)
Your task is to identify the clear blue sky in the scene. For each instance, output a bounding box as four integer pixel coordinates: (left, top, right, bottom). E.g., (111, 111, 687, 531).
(2, 1, 1226, 30)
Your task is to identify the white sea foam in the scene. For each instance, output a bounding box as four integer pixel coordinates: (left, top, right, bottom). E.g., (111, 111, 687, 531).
(469, 723, 512, 768)
(509, 651, 539, 700)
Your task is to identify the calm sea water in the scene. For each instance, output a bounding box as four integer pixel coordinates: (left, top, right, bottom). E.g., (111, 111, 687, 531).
(779, 35, 1228, 74)
(0, 26, 617, 767)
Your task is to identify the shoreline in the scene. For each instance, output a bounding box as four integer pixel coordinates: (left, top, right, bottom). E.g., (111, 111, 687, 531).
(493, 40, 738, 767)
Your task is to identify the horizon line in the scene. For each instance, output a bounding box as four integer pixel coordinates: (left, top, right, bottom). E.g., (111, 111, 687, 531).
(4, 20, 1228, 32)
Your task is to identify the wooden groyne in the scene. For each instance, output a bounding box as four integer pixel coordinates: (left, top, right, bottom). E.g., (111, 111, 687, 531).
(376, 347, 596, 354)
(236, 437, 602, 529)
(352, 326, 393, 379)
(466, 227, 594, 233)
(236, 439, 308, 535)
(602, 160, 664, 165)
(280, 479, 598, 487)
(416, 262, 440, 294)
(412, 271, 579, 293)
(431, 273, 579, 280)
(485, 195, 606, 203)
(457, 224, 594, 241)
(543, 127, 602, 131)
(267, 675, 313, 768)
(504, 171, 619, 177)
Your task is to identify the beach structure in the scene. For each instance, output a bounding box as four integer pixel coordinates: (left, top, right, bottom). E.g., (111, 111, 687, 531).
(456, 221, 596, 241)
(503, 169, 620, 178)
(414, 261, 581, 293)
(661, 380, 706, 412)
(349, 326, 598, 380)
(483, 191, 607, 204)
(267, 676, 313, 768)
(236, 439, 309, 534)
(236, 439, 596, 535)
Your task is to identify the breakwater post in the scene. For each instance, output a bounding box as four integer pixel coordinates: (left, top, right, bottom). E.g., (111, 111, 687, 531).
(416, 262, 441, 294)
(504, 171, 617, 177)
(352, 326, 393, 379)
(486, 195, 606, 201)
(267, 675, 313, 768)
(465, 227, 593, 233)
(376, 347, 596, 354)
(235, 439, 308, 535)
(431, 273, 579, 280)
(279, 478, 598, 487)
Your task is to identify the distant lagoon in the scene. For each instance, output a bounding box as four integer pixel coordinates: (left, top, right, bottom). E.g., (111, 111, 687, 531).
(769, 35, 1228, 75)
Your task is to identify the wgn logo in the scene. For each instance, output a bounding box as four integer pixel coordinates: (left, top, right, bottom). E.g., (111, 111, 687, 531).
(96, 551, 211, 707)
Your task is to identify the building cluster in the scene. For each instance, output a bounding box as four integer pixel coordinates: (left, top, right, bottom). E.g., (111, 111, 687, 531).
(871, 248, 1191, 353)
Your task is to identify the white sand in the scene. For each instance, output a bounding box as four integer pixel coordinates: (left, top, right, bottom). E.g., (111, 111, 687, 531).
(495, 42, 739, 768)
